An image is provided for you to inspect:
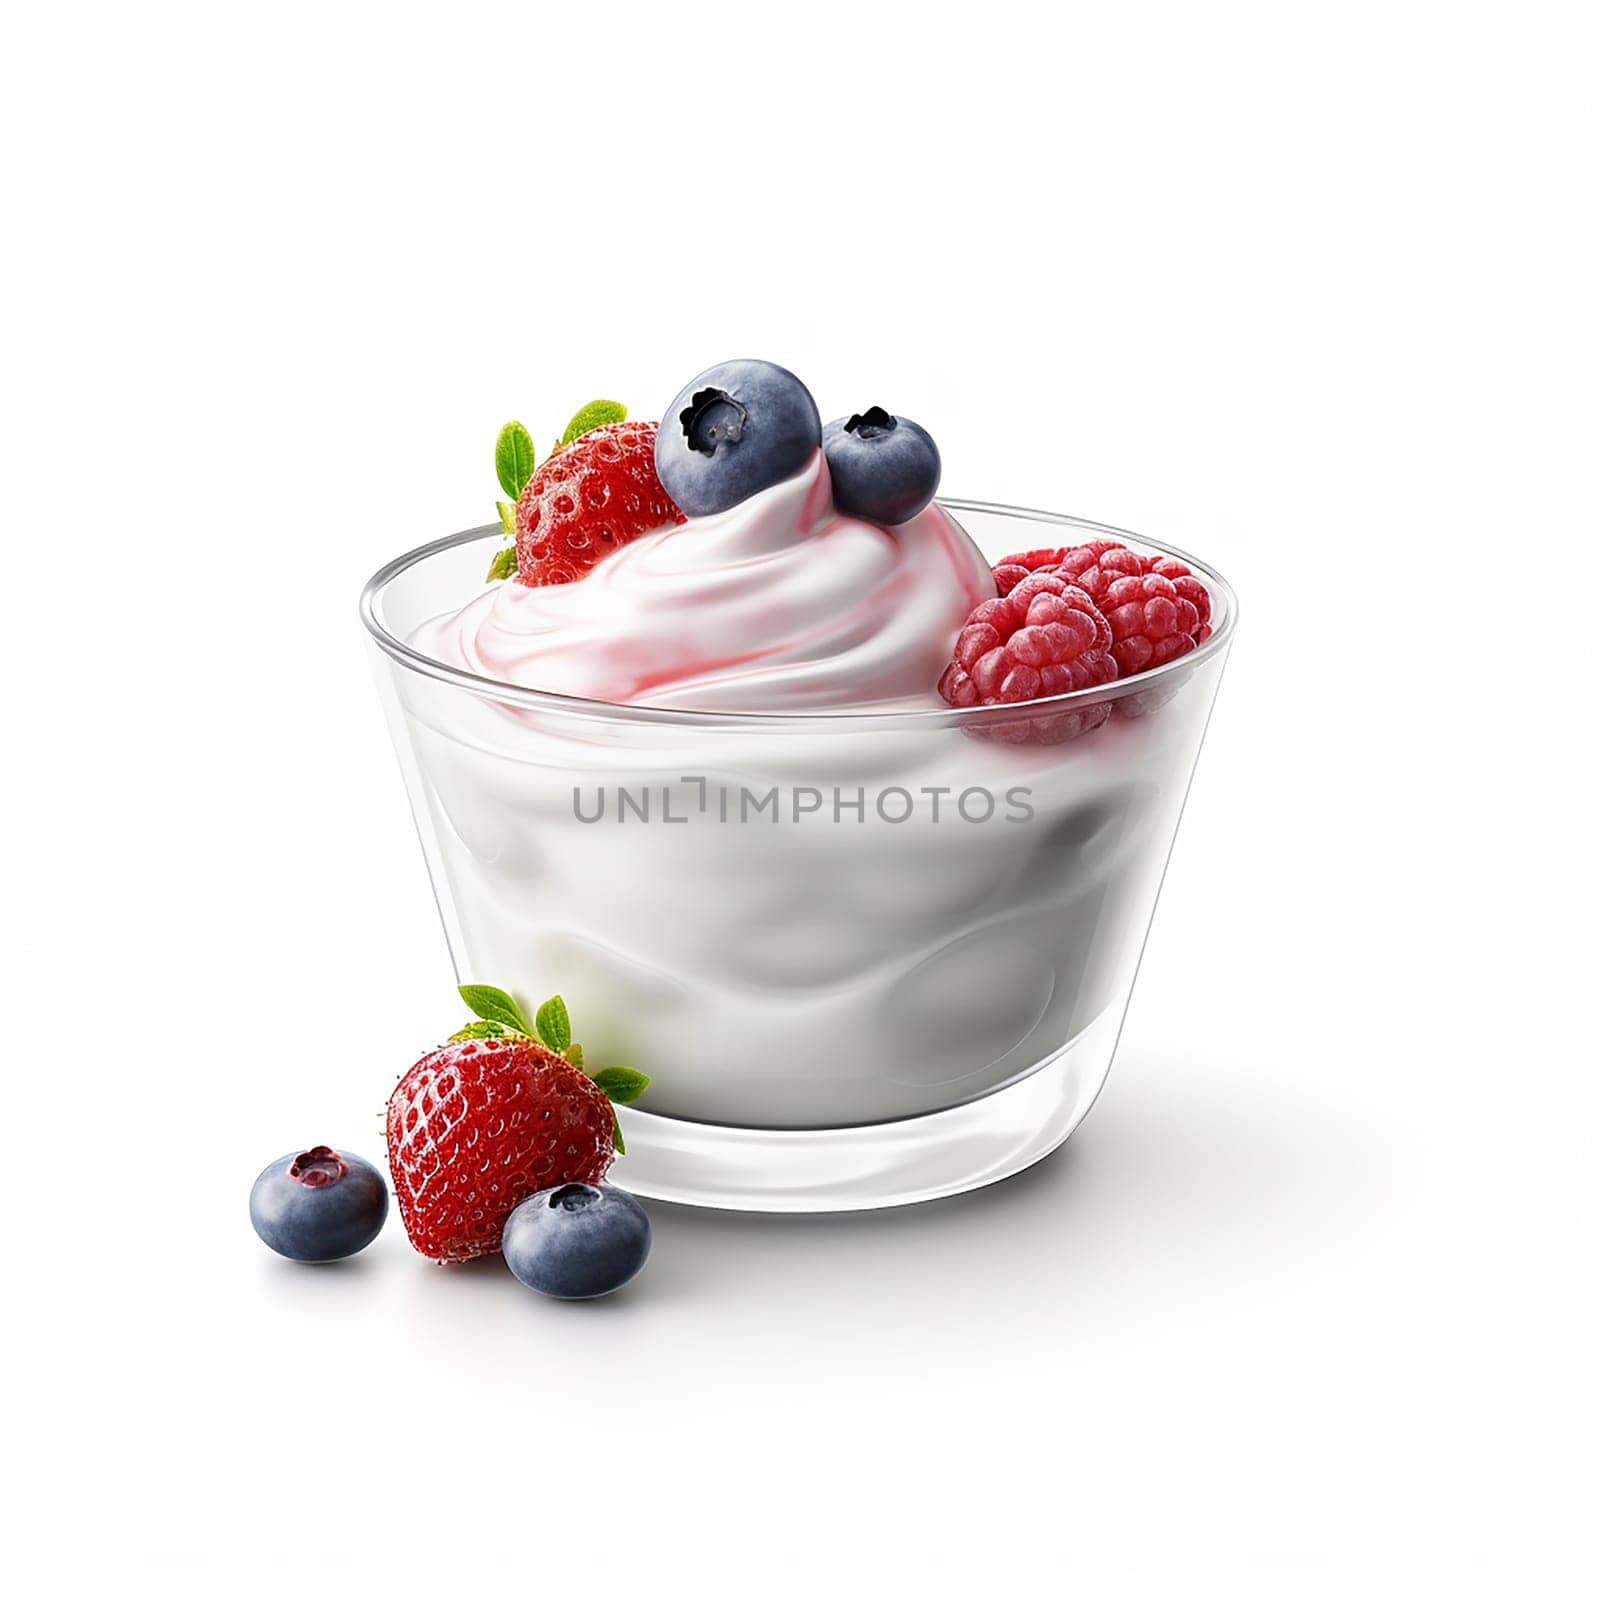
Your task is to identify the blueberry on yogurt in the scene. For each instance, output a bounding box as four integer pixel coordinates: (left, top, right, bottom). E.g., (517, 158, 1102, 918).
(656, 359, 822, 516)
(502, 1182, 652, 1300)
(822, 408, 941, 525)
(249, 1145, 388, 1263)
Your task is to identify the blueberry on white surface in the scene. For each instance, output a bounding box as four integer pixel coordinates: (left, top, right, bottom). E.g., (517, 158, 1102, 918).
(502, 1182, 652, 1300)
(655, 359, 822, 517)
(249, 1146, 388, 1263)
(822, 408, 941, 525)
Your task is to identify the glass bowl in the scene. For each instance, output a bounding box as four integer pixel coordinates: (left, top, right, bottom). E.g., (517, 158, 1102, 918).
(361, 501, 1236, 1211)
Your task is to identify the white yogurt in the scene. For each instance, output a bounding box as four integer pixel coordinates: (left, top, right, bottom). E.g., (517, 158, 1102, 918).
(411, 452, 993, 712)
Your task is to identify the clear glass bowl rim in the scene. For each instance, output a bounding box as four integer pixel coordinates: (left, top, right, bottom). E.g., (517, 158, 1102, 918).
(359, 498, 1238, 733)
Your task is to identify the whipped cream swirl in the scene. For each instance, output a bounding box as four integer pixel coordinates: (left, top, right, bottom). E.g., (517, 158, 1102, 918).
(411, 453, 994, 712)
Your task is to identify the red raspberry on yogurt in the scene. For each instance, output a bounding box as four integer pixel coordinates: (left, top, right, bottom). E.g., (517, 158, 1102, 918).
(937, 570, 1118, 744)
(994, 540, 1212, 655)
(1147, 555, 1214, 642)
(1100, 570, 1204, 676)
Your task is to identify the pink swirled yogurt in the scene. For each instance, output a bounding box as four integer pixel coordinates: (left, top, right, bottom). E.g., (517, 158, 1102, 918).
(411, 452, 993, 711)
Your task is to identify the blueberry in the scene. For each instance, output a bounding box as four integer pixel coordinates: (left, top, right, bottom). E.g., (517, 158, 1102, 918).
(502, 1182, 652, 1300)
(655, 359, 821, 516)
(822, 408, 942, 525)
(250, 1145, 388, 1263)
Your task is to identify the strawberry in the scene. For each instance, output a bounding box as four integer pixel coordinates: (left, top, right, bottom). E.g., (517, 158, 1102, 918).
(514, 419, 683, 585)
(385, 986, 650, 1264)
(485, 404, 685, 586)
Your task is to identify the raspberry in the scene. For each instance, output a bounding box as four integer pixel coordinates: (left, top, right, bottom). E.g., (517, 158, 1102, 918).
(993, 539, 1133, 600)
(1051, 541, 1146, 605)
(1148, 555, 1213, 641)
(515, 420, 685, 586)
(992, 546, 1073, 596)
(961, 541, 1218, 732)
(938, 572, 1118, 743)
(1100, 571, 1203, 676)
(995, 541, 1212, 644)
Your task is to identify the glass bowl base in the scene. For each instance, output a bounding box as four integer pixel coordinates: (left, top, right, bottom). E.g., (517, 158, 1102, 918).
(612, 1008, 1120, 1212)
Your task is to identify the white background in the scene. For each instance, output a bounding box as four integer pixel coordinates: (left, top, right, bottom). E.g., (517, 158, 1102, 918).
(5, 1, 1597, 1592)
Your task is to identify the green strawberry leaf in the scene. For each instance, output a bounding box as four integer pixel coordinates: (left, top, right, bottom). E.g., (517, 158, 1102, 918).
(495, 421, 537, 499)
(458, 984, 533, 1036)
(592, 1066, 650, 1104)
(485, 545, 517, 582)
(565, 1042, 584, 1069)
(612, 1113, 626, 1155)
(534, 994, 571, 1053)
(448, 1019, 506, 1042)
(496, 500, 518, 536)
(560, 399, 627, 447)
